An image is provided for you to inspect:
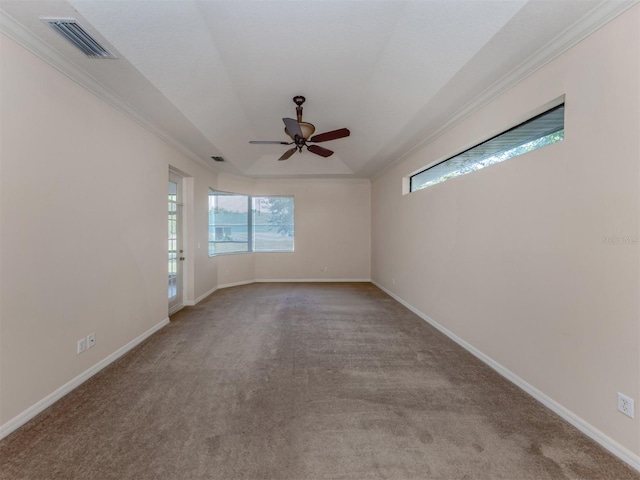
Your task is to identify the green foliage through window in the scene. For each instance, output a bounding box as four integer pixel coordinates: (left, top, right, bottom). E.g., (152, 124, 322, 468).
(208, 190, 294, 256)
(410, 104, 565, 192)
(253, 196, 294, 252)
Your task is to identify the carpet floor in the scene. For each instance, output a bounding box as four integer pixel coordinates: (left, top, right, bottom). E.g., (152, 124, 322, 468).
(0, 282, 637, 480)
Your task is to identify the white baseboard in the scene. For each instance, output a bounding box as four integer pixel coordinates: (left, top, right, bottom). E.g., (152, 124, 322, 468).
(0, 317, 170, 441)
(168, 303, 184, 315)
(216, 279, 255, 289)
(371, 281, 640, 473)
(185, 285, 218, 306)
(255, 278, 371, 283)
(184, 279, 372, 307)
(218, 278, 371, 289)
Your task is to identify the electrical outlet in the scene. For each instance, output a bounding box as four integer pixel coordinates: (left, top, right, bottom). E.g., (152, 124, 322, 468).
(321, 266, 327, 272)
(87, 332, 95, 349)
(618, 393, 634, 418)
(77, 338, 86, 354)
(392, 277, 396, 285)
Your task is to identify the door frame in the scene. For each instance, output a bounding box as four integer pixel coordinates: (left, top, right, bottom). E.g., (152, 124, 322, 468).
(168, 170, 184, 315)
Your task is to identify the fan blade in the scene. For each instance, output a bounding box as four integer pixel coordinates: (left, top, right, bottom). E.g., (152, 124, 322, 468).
(307, 144, 334, 158)
(309, 128, 350, 143)
(278, 147, 297, 161)
(283, 118, 304, 139)
(249, 141, 291, 144)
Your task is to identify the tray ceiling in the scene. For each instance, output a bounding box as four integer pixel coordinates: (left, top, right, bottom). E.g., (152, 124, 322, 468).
(1, 0, 635, 178)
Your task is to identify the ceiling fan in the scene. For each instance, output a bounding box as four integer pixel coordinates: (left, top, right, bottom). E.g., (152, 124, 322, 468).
(249, 96, 350, 161)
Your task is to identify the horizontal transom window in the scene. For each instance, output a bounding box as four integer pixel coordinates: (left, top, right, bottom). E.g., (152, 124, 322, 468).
(410, 103, 565, 192)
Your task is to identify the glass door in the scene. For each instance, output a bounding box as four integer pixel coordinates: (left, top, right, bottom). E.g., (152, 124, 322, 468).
(168, 172, 183, 314)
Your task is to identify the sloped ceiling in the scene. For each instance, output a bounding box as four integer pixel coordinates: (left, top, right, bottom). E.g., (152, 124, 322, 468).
(1, 0, 635, 178)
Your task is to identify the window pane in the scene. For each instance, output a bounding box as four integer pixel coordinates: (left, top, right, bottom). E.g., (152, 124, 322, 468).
(168, 182, 177, 298)
(208, 190, 249, 255)
(410, 104, 564, 192)
(253, 196, 294, 252)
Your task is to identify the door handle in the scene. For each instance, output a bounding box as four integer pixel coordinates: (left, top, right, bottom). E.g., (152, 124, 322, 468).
(179, 257, 185, 261)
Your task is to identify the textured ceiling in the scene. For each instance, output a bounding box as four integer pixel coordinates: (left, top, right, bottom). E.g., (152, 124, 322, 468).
(1, 0, 634, 178)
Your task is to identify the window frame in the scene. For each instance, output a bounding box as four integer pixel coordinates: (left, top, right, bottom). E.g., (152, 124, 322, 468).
(409, 102, 565, 193)
(208, 189, 294, 257)
(252, 195, 295, 253)
(208, 190, 251, 256)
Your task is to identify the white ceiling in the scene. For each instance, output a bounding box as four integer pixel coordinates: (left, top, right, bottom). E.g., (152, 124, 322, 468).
(1, 0, 635, 179)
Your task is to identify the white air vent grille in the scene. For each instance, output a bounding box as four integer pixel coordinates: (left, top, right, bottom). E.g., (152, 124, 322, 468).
(43, 18, 115, 59)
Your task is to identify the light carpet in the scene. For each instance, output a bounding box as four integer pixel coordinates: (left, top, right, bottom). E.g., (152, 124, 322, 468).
(1, 282, 637, 479)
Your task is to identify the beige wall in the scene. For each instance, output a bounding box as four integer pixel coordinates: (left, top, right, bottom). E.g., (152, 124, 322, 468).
(0, 35, 372, 429)
(0, 34, 219, 425)
(372, 6, 639, 456)
(2, 3, 637, 463)
(214, 175, 372, 284)
(253, 178, 371, 281)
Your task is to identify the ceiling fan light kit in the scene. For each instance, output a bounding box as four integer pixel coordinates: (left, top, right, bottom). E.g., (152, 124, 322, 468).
(286, 122, 315, 141)
(249, 96, 350, 161)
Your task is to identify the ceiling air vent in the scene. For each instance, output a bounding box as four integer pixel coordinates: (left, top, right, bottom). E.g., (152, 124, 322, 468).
(211, 156, 225, 162)
(43, 18, 116, 59)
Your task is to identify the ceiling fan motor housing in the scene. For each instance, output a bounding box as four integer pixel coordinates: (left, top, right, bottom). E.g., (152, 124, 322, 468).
(250, 95, 349, 161)
(285, 122, 315, 140)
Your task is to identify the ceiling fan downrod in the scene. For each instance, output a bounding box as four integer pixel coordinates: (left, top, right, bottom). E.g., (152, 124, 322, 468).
(293, 95, 305, 122)
(248, 95, 350, 161)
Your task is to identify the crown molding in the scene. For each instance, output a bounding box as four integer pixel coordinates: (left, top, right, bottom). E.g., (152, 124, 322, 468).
(3, 1, 636, 183)
(0, 10, 217, 174)
(253, 177, 371, 185)
(373, 0, 639, 181)
(217, 171, 370, 184)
